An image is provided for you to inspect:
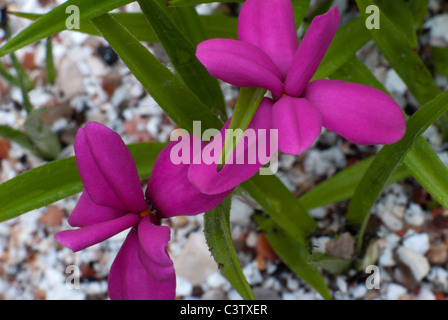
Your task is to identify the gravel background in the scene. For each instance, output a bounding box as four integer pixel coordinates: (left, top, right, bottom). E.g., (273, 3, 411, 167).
(1, 0, 448, 300)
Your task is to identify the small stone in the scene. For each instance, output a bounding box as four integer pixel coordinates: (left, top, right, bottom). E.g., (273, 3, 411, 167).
(326, 232, 355, 260)
(404, 204, 426, 226)
(386, 283, 407, 300)
(428, 242, 448, 265)
(396, 246, 430, 282)
(39, 205, 64, 227)
(0, 138, 10, 159)
(402, 233, 430, 255)
(171, 232, 219, 285)
(256, 233, 277, 263)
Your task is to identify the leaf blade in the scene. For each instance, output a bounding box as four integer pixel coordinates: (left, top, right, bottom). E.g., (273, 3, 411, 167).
(204, 196, 255, 300)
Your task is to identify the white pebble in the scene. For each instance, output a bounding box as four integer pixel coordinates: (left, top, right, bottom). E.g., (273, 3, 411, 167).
(402, 233, 430, 255)
(396, 246, 430, 281)
(386, 283, 407, 300)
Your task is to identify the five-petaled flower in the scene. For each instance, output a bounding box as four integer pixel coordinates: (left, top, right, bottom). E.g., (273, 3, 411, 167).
(196, 0, 406, 155)
(55, 122, 232, 299)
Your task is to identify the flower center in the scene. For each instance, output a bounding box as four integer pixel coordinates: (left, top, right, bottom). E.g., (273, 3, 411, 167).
(139, 207, 155, 218)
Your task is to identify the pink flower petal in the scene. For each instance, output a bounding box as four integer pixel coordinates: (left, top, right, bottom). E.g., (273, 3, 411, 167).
(285, 6, 340, 97)
(68, 192, 125, 227)
(108, 228, 176, 300)
(55, 213, 140, 252)
(303, 79, 406, 145)
(146, 137, 232, 218)
(272, 96, 322, 155)
(75, 122, 147, 213)
(137, 217, 175, 282)
(196, 39, 283, 99)
(188, 98, 277, 195)
(238, 0, 298, 79)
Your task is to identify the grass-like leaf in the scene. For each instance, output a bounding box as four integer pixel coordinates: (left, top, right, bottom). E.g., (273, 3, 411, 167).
(0, 0, 135, 57)
(204, 196, 255, 300)
(137, 0, 226, 114)
(346, 89, 448, 251)
(91, 13, 222, 132)
(255, 214, 332, 300)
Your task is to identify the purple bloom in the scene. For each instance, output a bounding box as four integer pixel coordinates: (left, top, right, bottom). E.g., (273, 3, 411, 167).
(55, 122, 231, 299)
(196, 0, 406, 155)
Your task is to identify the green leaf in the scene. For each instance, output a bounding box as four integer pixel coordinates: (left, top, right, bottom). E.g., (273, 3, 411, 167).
(356, 0, 439, 106)
(346, 89, 448, 251)
(308, 252, 352, 275)
(255, 214, 331, 300)
(90, 13, 222, 133)
(402, 138, 448, 210)
(219, 87, 266, 169)
(407, 0, 429, 30)
(325, 52, 448, 230)
(377, 0, 418, 48)
(312, 17, 371, 80)
(0, 125, 34, 151)
(45, 37, 56, 85)
(200, 14, 238, 40)
(167, 0, 244, 6)
(11, 12, 238, 42)
(204, 196, 255, 300)
(137, 0, 226, 114)
(0, 142, 167, 222)
(23, 108, 61, 160)
(298, 157, 410, 210)
(9, 52, 33, 113)
(291, 0, 311, 28)
(0, 0, 135, 57)
(242, 174, 317, 244)
(430, 46, 448, 78)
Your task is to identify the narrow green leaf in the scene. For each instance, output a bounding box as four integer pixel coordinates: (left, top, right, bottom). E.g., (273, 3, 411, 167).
(255, 214, 332, 300)
(407, 0, 429, 30)
(430, 46, 448, 78)
(165, 5, 206, 46)
(10, 52, 33, 113)
(90, 13, 222, 132)
(11, 12, 238, 42)
(200, 14, 238, 40)
(356, 0, 439, 106)
(346, 89, 448, 250)
(24, 108, 62, 160)
(45, 37, 56, 85)
(299, 157, 410, 210)
(325, 52, 448, 225)
(204, 196, 255, 300)
(0, 142, 167, 222)
(0, 0, 135, 56)
(219, 87, 266, 169)
(167, 0, 244, 6)
(312, 17, 371, 80)
(308, 252, 352, 275)
(377, 0, 418, 48)
(242, 174, 317, 244)
(0, 125, 34, 151)
(137, 0, 226, 114)
(402, 138, 448, 209)
(291, 0, 311, 28)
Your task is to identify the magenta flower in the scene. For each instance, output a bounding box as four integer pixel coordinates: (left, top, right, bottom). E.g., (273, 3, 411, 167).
(55, 122, 231, 300)
(196, 0, 406, 155)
